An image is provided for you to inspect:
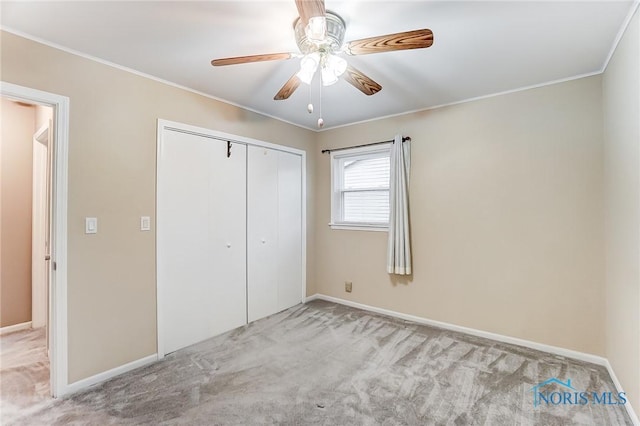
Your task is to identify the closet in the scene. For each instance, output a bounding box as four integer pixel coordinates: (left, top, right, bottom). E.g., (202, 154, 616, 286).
(157, 122, 304, 356)
(247, 146, 302, 322)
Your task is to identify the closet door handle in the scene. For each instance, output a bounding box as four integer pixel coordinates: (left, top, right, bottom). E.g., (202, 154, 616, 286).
(261, 239, 266, 244)
(226, 243, 231, 248)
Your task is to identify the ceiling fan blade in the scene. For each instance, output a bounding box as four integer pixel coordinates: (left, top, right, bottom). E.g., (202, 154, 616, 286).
(345, 29, 434, 56)
(274, 73, 302, 100)
(295, 0, 326, 26)
(342, 65, 382, 96)
(211, 52, 293, 67)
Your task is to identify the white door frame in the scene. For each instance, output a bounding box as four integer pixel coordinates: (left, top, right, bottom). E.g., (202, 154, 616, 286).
(156, 119, 307, 358)
(32, 123, 50, 329)
(1, 82, 69, 397)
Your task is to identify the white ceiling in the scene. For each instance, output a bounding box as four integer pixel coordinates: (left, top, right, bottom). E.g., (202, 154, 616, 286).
(1, 1, 636, 130)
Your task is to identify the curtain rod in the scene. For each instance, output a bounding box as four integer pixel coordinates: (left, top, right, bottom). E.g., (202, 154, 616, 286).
(321, 136, 411, 154)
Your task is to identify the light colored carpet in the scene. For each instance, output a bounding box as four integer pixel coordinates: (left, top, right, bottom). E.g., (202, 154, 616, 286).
(1, 301, 633, 425)
(0, 327, 50, 421)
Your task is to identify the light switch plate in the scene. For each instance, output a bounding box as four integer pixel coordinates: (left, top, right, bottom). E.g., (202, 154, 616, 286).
(140, 216, 151, 231)
(85, 217, 98, 234)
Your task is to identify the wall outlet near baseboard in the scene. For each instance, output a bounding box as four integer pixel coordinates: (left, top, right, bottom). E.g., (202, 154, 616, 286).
(345, 281, 352, 293)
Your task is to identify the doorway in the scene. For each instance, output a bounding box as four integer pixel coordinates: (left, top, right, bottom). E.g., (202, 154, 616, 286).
(0, 82, 69, 398)
(0, 98, 53, 412)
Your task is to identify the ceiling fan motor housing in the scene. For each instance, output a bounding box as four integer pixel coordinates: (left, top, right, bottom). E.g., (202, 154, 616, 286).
(294, 11, 346, 54)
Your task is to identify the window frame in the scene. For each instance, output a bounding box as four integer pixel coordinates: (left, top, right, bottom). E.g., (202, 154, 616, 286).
(329, 143, 391, 231)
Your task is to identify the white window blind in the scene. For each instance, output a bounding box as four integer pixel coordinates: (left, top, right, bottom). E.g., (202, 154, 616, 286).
(331, 145, 390, 230)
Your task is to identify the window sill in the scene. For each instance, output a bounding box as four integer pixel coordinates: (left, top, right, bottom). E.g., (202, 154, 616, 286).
(328, 222, 389, 232)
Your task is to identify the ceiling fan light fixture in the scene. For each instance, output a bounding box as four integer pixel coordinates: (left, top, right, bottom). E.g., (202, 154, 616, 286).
(305, 16, 327, 42)
(297, 52, 320, 84)
(321, 54, 347, 86)
(294, 11, 346, 54)
(321, 68, 338, 86)
(327, 54, 347, 75)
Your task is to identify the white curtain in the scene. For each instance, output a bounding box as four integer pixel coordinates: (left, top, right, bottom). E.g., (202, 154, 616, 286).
(387, 134, 412, 275)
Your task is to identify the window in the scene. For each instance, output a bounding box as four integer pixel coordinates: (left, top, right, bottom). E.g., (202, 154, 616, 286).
(330, 144, 390, 231)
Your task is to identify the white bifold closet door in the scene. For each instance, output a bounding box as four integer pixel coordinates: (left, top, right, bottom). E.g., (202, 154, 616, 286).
(247, 146, 302, 322)
(158, 130, 247, 355)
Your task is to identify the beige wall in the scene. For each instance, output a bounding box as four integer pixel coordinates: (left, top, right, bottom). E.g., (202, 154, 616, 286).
(603, 7, 640, 412)
(315, 76, 605, 356)
(0, 31, 316, 382)
(0, 98, 35, 327)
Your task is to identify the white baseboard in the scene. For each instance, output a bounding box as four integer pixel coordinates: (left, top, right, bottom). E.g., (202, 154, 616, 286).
(604, 359, 640, 425)
(0, 321, 32, 335)
(308, 294, 607, 365)
(63, 354, 157, 396)
(305, 293, 639, 423)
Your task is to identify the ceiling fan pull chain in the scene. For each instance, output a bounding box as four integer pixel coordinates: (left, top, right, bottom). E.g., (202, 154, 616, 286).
(317, 74, 324, 128)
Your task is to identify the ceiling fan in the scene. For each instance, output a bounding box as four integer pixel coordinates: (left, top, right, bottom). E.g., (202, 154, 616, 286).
(211, 0, 433, 125)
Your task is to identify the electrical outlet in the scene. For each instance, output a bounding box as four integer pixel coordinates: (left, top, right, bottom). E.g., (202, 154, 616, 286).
(345, 281, 352, 293)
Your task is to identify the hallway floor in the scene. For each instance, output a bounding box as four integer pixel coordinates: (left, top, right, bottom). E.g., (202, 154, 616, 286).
(0, 327, 50, 422)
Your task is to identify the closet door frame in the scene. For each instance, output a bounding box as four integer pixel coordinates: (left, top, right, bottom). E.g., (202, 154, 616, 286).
(156, 119, 306, 359)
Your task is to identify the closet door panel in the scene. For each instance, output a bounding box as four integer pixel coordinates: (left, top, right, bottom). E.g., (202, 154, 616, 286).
(158, 131, 214, 354)
(158, 131, 246, 355)
(277, 151, 303, 311)
(247, 146, 279, 322)
(207, 141, 247, 339)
